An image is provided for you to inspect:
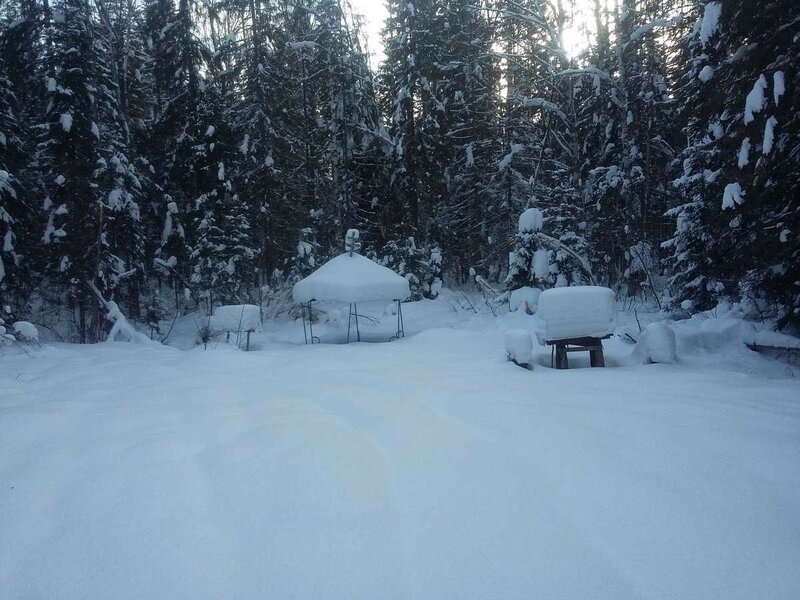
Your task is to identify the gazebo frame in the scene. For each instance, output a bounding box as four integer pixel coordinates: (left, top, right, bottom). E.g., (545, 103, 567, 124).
(301, 299, 405, 344)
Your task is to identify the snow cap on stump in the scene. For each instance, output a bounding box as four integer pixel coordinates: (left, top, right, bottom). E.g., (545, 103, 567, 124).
(536, 286, 616, 342)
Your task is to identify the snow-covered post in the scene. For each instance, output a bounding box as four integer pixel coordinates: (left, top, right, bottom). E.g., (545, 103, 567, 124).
(345, 228, 361, 256)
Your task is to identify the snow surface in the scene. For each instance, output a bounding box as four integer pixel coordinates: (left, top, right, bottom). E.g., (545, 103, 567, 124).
(1, 295, 799, 599)
(293, 252, 410, 304)
(536, 286, 616, 342)
(210, 304, 261, 332)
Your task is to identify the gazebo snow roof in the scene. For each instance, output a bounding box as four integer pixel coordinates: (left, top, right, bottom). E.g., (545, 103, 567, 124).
(292, 252, 411, 304)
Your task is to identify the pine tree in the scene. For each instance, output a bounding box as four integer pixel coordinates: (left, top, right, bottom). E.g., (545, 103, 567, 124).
(666, 1, 799, 325)
(39, 0, 122, 342)
(0, 61, 25, 305)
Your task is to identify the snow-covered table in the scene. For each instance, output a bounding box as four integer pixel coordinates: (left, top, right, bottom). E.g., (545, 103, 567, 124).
(536, 286, 617, 369)
(292, 252, 411, 343)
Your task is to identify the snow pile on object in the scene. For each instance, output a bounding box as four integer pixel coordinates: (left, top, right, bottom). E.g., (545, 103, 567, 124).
(667, 303, 800, 353)
(749, 330, 800, 349)
(293, 252, 410, 304)
(211, 304, 261, 332)
(509, 286, 541, 314)
(698, 65, 714, 82)
(633, 321, 677, 364)
(12, 321, 39, 342)
(105, 301, 153, 344)
(699, 1, 721, 45)
(518, 207, 543, 233)
(536, 286, 616, 342)
(504, 329, 532, 368)
(615, 324, 640, 344)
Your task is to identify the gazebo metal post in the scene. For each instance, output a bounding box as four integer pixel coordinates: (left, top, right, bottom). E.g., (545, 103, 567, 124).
(302, 301, 319, 344)
(302, 302, 308, 344)
(347, 302, 361, 343)
(397, 300, 404, 339)
(389, 300, 405, 341)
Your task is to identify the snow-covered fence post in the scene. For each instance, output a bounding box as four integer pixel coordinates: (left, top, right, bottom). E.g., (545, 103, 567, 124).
(345, 228, 361, 256)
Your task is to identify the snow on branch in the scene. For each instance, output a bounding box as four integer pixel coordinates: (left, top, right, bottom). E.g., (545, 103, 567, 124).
(519, 97, 568, 124)
(532, 232, 597, 286)
(87, 281, 156, 344)
(624, 15, 683, 48)
(557, 67, 610, 80)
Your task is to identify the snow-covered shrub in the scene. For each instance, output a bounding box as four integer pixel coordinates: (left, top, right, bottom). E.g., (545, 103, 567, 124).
(381, 236, 441, 300)
(12, 321, 39, 343)
(633, 321, 677, 364)
(504, 329, 533, 368)
(542, 202, 591, 289)
(0, 316, 15, 344)
(509, 286, 542, 314)
(506, 208, 550, 292)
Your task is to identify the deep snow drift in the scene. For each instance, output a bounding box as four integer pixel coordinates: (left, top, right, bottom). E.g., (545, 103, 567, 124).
(1, 293, 799, 600)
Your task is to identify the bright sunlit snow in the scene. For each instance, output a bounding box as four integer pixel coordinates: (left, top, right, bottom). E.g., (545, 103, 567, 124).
(3, 294, 798, 599)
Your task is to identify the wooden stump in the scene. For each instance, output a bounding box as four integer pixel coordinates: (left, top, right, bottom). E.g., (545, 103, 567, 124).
(549, 336, 609, 370)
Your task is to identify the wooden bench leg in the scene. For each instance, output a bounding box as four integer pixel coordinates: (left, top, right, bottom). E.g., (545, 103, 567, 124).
(555, 344, 568, 369)
(590, 344, 605, 367)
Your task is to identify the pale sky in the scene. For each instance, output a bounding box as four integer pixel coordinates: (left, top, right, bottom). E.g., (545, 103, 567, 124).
(348, 0, 388, 65)
(347, 0, 595, 67)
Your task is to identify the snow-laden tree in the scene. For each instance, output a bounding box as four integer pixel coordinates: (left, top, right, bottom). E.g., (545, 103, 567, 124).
(0, 60, 26, 304)
(433, 0, 500, 280)
(38, 0, 146, 342)
(665, 0, 799, 325)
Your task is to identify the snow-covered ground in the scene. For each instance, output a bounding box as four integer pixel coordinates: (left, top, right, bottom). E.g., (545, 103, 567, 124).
(2, 292, 799, 599)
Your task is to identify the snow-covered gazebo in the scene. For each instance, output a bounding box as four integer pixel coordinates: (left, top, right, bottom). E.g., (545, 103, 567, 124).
(292, 231, 410, 343)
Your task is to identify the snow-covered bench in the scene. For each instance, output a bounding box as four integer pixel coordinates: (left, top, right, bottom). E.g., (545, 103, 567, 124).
(536, 286, 616, 369)
(210, 304, 261, 350)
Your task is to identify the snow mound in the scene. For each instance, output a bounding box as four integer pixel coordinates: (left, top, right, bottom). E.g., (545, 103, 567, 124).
(12, 321, 39, 342)
(536, 286, 616, 342)
(293, 252, 411, 304)
(633, 321, 677, 364)
(504, 329, 532, 368)
(211, 304, 261, 332)
(509, 286, 542, 314)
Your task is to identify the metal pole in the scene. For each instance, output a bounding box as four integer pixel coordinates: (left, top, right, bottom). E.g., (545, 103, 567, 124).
(354, 303, 360, 342)
(347, 303, 352, 343)
(398, 301, 404, 338)
(308, 302, 315, 344)
(302, 303, 308, 344)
